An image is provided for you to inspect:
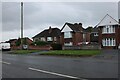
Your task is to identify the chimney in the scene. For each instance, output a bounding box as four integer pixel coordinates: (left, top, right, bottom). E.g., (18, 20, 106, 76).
(74, 23, 78, 25)
(49, 26, 52, 33)
(79, 23, 82, 26)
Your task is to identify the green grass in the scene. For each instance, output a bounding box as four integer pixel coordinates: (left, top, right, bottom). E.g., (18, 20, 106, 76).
(40, 50, 101, 56)
(12, 50, 41, 54)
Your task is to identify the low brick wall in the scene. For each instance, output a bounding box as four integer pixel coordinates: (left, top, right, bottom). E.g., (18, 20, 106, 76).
(29, 45, 51, 50)
(11, 45, 51, 50)
(63, 44, 101, 50)
(62, 46, 80, 50)
(80, 44, 101, 49)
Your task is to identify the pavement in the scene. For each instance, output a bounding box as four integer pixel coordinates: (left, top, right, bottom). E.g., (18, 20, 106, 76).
(1, 50, 119, 79)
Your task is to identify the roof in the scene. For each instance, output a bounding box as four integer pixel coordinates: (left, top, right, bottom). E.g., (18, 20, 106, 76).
(97, 14, 119, 27)
(5, 39, 17, 43)
(33, 27, 61, 38)
(91, 27, 98, 33)
(61, 22, 83, 32)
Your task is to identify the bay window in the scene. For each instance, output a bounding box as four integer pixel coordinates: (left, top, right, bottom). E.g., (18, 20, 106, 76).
(102, 25, 115, 34)
(102, 38, 116, 46)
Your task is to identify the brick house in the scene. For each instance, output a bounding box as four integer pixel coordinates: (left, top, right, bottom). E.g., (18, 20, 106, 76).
(33, 27, 61, 43)
(97, 14, 120, 49)
(90, 27, 99, 43)
(6, 39, 17, 47)
(60, 22, 90, 46)
(6, 37, 33, 50)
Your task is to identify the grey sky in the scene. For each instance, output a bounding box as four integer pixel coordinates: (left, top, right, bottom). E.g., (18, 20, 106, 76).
(2, 2, 118, 41)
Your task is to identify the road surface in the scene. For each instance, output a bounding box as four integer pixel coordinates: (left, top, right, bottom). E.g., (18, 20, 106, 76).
(1, 50, 119, 79)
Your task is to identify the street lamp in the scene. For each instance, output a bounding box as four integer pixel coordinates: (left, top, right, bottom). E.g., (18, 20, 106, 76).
(21, 2, 24, 49)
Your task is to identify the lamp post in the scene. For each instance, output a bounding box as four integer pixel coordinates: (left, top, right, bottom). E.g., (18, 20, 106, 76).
(21, 2, 24, 49)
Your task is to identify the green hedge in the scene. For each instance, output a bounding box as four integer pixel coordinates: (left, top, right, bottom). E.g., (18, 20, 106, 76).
(51, 43, 62, 50)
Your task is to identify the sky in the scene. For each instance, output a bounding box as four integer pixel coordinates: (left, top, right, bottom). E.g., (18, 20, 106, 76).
(1, 1, 119, 42)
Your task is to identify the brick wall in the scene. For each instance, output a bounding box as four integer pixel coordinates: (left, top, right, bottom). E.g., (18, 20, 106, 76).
(98, 25, 119, 49)
(74, 32, 83, 45)
(11, 45, 51, 50)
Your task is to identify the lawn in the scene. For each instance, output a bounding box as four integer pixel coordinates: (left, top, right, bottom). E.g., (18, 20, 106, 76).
(40, 50, 101, 56)
(12, 50, 41, 54)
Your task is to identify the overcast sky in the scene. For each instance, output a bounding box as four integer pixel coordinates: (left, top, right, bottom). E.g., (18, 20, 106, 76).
(2, 2, 119, 42)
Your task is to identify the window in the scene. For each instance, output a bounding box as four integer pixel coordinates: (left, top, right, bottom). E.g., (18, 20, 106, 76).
(54, 37, 57, 41)
(64, 42, 73, 46)
(102, 38, 116, 46)
(102, 25, 115, 34)
(64, 32, 72, 38)
(34, 38, 39, 42)
(94, 33, 98, 36)
(47, 37, 52, 41)
(41, 37, 46, 41)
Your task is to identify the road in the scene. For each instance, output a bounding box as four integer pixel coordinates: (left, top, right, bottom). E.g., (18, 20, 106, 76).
(1, 50, 119, 79)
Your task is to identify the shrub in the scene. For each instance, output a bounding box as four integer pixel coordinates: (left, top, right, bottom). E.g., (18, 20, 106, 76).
(33, 41, 49, 46)
(51, 43, 62, 50)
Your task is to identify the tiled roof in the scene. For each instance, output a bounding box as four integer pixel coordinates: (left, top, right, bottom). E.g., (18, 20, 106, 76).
(33, 28, 61, 38)
(61, 22, 83, 32)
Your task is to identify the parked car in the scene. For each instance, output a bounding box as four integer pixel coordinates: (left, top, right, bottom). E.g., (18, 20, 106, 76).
(0, 43, 11, 51)
(118, 44, 120, 49)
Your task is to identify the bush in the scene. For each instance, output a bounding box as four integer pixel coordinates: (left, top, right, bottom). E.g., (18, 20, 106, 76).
(51, 43, 62, 50)
(33, 41, 49, 46)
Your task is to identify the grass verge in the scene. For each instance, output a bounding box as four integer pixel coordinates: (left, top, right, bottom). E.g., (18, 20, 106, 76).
(11, 50, 41, 54)
(40, 50, 101, 57)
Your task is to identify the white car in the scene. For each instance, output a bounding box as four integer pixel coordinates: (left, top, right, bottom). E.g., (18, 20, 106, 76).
(118, 44, 120, 49)
(0, 43, 11, 51)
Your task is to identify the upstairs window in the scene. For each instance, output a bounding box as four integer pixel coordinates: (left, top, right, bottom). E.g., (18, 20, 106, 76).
(102, 25, 115, 34)
(64, 32, 72, 38)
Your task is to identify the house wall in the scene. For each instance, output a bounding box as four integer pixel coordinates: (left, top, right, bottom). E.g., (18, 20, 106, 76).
(60, 33, 64, 45)
(98, 25, 119, 49)
(86, 32, 91, 43)
(90, 33, 99, 42)
(118, 25, 120, 45)
(73, 32, 83, 45)
(33, 37, 60, 44)
(60, 32, 84, 46)
(26, 38, 33, 45)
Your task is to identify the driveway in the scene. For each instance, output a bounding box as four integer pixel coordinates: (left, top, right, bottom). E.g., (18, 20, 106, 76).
(92, 49, 118, 60)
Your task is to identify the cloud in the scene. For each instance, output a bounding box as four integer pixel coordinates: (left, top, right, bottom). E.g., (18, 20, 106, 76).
(2, 2, 118, 41)
(118, 1, 120, 19)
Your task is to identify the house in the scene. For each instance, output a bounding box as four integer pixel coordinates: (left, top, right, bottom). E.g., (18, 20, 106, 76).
(97, 14, 120, 49)
(90, 27, 99, 43)
(5, 39, 17, 47)
(33, 27, 61, 43)
(60, 22, 91, 46)
(17, 37, 33, 46)
(6, 37, 33, 50)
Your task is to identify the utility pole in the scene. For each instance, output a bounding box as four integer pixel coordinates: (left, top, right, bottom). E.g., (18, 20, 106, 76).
(21, 2, 24, 49)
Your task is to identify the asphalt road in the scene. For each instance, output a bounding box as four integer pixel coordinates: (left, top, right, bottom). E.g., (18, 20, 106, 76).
(1, 50, 119, 79)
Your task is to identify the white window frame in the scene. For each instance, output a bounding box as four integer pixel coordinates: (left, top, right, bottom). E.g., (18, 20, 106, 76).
(94, 33, 98, 36)
(54, 37, 57, 41)
(64, 32, 72, 38)
(64, 42, 73, 46)
(47, 37, 53, 41)
(41, 37, 46, 41)
(102, 25, 115, 34)
(102, 38, 116, 46)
